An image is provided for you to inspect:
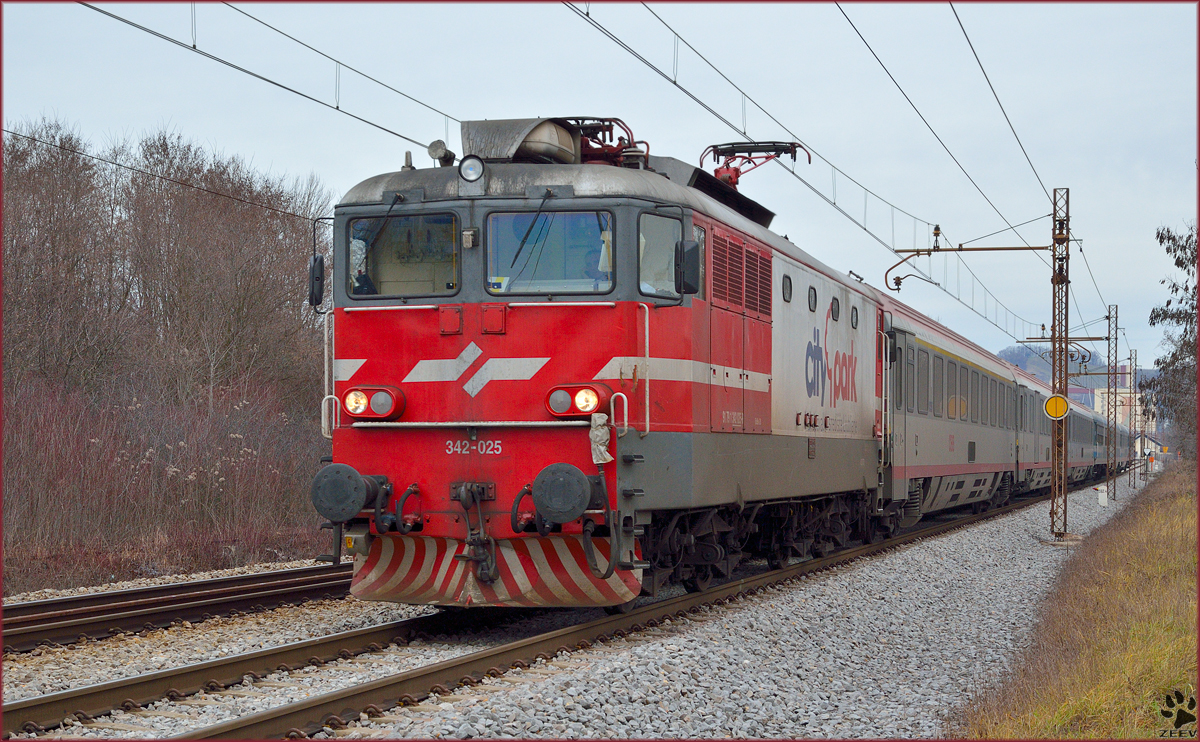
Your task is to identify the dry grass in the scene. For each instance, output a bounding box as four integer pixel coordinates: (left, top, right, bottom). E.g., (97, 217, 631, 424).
(951, 462, 1198, 738)
(2, 378, 330, 595)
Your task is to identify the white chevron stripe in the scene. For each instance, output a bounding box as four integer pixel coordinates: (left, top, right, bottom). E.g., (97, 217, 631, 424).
(403, 343, 483, 383)
(334, 359, 367, 382)
(593, 356, 771, 392)
(462, 357, 550, 397)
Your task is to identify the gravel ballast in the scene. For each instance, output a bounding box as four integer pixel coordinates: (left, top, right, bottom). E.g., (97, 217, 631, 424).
(343, 481, 1141, 739)
(9, 479, 1141, 738)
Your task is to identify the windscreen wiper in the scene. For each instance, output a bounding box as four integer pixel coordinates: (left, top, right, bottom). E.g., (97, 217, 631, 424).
(509, 189, 554, 269)
(365, 192, 404, 257)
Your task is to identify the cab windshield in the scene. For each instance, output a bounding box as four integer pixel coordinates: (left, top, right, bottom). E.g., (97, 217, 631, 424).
(486, 211, 613, 294)
(347, 213, 458, 298)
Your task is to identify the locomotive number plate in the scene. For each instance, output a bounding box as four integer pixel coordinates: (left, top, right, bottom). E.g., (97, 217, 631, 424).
(445, 439, 504, 455)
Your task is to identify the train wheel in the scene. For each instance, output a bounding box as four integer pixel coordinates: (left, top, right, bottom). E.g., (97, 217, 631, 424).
(603, 598, 638, 615)
(866, 519, 886, 544)
(683, 565, 713, 593)
(767, 542, 789, 570)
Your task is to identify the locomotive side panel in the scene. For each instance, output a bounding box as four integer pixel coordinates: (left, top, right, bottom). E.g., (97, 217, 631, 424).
(772, 262, 876, 442)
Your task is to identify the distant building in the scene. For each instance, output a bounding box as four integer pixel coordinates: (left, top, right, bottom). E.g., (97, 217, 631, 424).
(1092, 363, 1160, 440)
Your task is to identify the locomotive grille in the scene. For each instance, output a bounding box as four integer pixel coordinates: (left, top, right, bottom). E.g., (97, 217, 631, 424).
(712, 234, 731, 303)
(745, 248, 761, 312)
(740, 249, 772, 316)
(712, 235, 771, 316)
(753, 253, 772, 314)
(728, 239, 744, 307)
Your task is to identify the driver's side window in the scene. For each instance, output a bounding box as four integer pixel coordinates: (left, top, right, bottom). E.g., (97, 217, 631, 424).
(638, 213, 681, 297)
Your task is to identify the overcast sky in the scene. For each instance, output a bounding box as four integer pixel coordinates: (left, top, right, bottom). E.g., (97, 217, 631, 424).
(4, 2, 1195, 369)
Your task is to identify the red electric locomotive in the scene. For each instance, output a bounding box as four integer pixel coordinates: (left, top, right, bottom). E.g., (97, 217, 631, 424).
(308, 117, 1128, 610)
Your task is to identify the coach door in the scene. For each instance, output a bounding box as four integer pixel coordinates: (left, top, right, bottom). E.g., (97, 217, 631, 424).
(883, 329, 910, 502)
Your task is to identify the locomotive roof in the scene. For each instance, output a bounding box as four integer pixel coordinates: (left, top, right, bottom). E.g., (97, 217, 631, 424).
(339, 159, 860, 296)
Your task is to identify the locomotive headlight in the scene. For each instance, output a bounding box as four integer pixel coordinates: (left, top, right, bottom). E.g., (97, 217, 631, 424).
(345, 390, 369, 415)
(548, 389, 572, 414)
(574, 388, 600, 413)
(370, 391, 394, 416)
(458, 155, 485, 182)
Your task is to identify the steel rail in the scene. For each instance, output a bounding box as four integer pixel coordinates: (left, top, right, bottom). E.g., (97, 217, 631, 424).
(3, 564, 352, 652)
(169, 492, 1058, 739)
(3, 608, 519, 737)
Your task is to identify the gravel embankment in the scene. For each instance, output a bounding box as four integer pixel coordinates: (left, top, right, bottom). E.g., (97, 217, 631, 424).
(10, 478, 1141, 739)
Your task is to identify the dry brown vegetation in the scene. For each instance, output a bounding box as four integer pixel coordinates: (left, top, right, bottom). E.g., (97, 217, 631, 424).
(3, 119, 334, 594)
(951, 462, 1198, 738)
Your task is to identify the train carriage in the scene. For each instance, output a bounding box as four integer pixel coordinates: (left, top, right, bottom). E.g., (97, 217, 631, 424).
(309, 117, 1129, 609)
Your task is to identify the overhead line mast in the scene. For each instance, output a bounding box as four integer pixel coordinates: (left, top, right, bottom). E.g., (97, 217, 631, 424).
(889, 188, 1108, 539)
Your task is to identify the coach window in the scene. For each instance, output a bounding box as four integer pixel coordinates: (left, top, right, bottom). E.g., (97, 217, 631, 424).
(906, 345, 915, 413)
(959, 365, 969, 421)
(692, 224, 707, 299)
(932, 355, 944, 417)
(348, 213, 459, 298)
(917, 349, 929, 414)
(486, 211, 614, 294)
(990, 379, 998, 427)
(981, 375, 989, 426)
(638, 213, 681, 298)
(1008, 387, 1015, 429)
(970, 370, 980, 423)
(946, 361, 957, 418)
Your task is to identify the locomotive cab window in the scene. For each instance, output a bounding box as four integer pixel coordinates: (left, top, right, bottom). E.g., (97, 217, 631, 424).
(692, 223, 707, 299)
(486, 211, 613, 294)
(348, 213, 460, 298)
(638, 213, 681, 298)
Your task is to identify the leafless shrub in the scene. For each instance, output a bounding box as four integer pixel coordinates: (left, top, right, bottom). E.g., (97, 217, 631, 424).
(3, 119, 334, 593)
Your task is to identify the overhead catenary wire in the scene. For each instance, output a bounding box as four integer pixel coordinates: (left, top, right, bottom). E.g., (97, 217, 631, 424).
(836, 2, 1038, 253)
(950, 2, 1112, 355)
(79, 2, 433, 150)
(4, 127, 328, 223)
(575, 2, 1039, 341)
(221, 3, 459, 123)
(949, 2, 1052, 204)
(640, 3, 1040, 340)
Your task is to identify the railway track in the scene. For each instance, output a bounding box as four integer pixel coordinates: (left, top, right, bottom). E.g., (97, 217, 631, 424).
(2, 563, 352, 653)
(6, 491, 1056, 740)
